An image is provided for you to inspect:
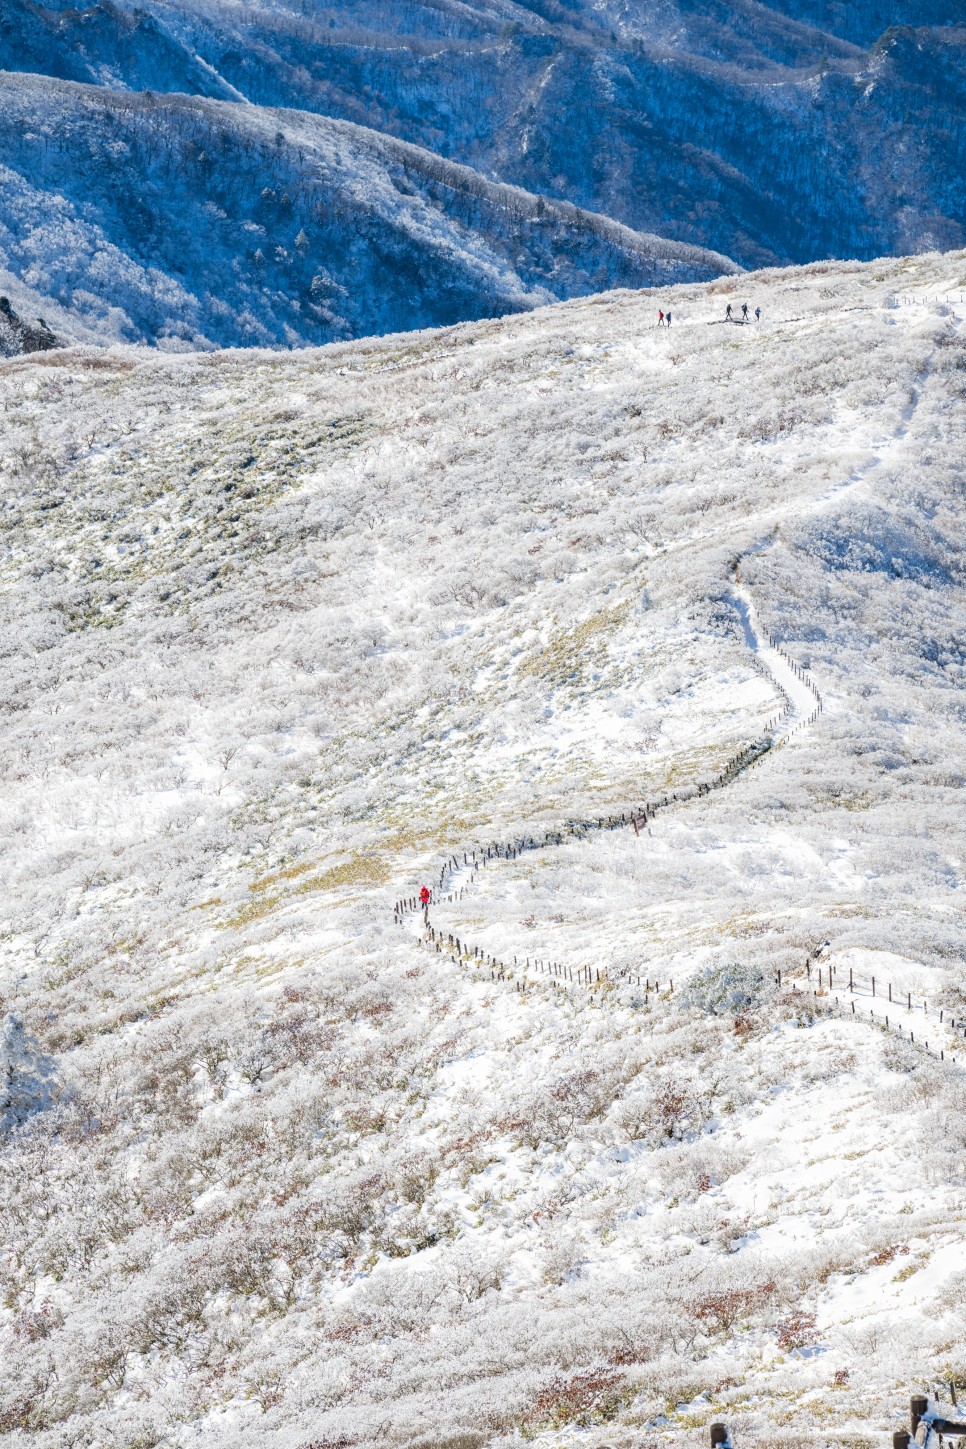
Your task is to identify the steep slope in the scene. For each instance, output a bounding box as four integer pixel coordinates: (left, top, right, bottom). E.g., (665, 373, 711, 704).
(0, 1, 962, 268)
(0, 71, 734, 349)
(0, 0, 243, 98)
(1, 251, 966, 1447)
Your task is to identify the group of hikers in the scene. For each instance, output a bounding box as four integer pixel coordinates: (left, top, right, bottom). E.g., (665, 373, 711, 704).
(726, 302, 761, 323)
(656, 303, 761, 326)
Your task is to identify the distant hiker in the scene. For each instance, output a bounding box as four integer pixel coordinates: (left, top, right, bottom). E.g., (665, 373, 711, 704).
(741, 303, 749, 321)
(726, 303, 733, 320)
(666, 310, 672, 326)
(420, 886, 430, 908)
(658, 309, 665, 326)
(755, 306, 761, 321)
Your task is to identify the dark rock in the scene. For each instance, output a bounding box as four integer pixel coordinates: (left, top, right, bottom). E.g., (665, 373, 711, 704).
(0, 300, 60, 357)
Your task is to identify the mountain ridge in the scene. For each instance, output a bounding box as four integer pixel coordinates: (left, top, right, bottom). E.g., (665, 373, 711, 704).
(0, 69, 736, 350)
(1, 0, 962, 272)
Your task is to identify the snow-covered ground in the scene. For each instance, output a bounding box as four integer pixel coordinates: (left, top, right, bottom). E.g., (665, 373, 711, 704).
(2, 252, 966, 1449)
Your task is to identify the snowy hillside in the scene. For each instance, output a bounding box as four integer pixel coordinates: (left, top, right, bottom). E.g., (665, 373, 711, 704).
(2, 251, 966, 1447)
(0, 0, 962, 271)
(0, 72, 734, 351)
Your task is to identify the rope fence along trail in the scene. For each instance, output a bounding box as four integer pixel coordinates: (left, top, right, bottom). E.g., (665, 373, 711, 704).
(707, 1393, 966, 1449)
(890, 293, 966, 308)
(775, 949, 963, 1070)
(394, 567, 824, 1002)
(905, 1391, 966, 1449)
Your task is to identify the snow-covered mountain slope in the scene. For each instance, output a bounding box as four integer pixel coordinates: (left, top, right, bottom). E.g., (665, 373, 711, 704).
(771, 0, 959, 46)
(3, 250, 966, 1446)
(0, 72, 734, 351)
(1, 1, 962, 270)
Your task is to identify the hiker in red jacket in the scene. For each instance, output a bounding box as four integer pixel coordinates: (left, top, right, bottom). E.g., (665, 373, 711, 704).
(420, 886, 431, 907)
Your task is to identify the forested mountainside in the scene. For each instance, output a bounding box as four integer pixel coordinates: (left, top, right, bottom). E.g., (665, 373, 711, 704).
(2, 252, 966, 1447)
(0, 73, 733, 350)
(769, 0, 959, 45)
(1, 0, 963, 271)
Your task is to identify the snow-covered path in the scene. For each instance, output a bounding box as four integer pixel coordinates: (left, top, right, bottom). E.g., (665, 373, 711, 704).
(386, 288, 962, 1083)
(398, 563, 822, 967)
(729, 578, 820, 741)
(397, 552, 963, 1075)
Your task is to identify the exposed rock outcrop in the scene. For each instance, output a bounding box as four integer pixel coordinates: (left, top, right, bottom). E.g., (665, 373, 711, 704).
(0, 295, 59, 356)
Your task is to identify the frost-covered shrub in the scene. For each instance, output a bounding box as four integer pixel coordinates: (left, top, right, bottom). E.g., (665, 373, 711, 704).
(406, 1435, 486, 1449)
(679, 961, 766, 1017)
(615, 1073, 705, 1145)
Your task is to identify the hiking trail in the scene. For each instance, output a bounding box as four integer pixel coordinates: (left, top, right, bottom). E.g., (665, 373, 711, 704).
(394, 556, 821, 996)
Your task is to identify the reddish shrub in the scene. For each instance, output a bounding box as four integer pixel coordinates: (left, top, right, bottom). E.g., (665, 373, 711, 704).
(871, 1244, 909, 1266)
(693, 1280, 776, 1331)
(523, 1368, 625, 1430)
(776, 1310, 818, 1351)
(613, 1342, 651, 1365)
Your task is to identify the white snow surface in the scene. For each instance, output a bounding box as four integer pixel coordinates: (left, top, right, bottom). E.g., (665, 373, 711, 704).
(1, 252, 966, 1448)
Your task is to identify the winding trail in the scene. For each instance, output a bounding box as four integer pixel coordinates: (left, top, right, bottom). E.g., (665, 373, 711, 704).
(393, 576, 961, 1069)
(394, 560, 822, 995)
(393, 565, 961, 1066)
(393, 304, 961, 1064)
